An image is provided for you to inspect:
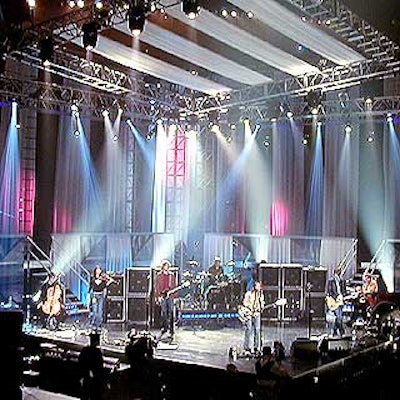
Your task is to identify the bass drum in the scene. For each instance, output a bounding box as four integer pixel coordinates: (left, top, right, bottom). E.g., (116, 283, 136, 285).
(207, 286, 226, 310)
(225, 281, 242, 310)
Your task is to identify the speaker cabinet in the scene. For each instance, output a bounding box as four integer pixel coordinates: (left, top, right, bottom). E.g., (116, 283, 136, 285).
(303, 267, 327, 293)
(0, 310, 23, 399)
(304, 293, 326, 320)
(290, 338, 320, 360)
(126, 267, 150, 293)
(107, 274, 124, 297)
(282, 264, 303, 287)
(262, 289, 280, 320)
(259, 264, 280, 287)
(282, 289, 303, 320)
(105, 297, 125, 322)
(127, 294, 148, 325)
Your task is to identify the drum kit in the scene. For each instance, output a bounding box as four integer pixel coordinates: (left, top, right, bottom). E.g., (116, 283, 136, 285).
(180, 260, 243, 310)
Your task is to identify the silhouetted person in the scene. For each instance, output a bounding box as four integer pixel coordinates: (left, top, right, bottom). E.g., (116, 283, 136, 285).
(124, 335, 157, 400)
(78, 333, 105, 400)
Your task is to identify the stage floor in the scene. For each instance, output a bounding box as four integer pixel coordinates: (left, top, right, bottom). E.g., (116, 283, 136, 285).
(25, 318, 342, 377)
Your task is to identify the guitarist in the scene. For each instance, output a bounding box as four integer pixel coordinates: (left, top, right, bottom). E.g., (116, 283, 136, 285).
(242, 280, 265, 354)
(326, 267, 346, 337)
(155, 259, 178, 340)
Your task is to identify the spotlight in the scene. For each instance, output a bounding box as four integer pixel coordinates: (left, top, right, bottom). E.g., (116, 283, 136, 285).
(71, 104, 79, 113)
(286, 111, 294, 119)
(230, 10, 238, 18)
(311, 107, 319, 115)
(68, 0, 76, 8)
(270, 117, 277, 123)
(94, 0, 103, 9)
(305, 90, 322, 115)
(128, 5, 146, 37)
(387, 113, 393, 123)
(77, 0, 85, 8)
(367, 132, 375, 143)
(39, 36, 54, 66)
(247, 11, 254, 19)
(181, 0, 200, 20)
(82, 22, 98, 50)
(112, 135, 119, 142)
(102, 109, 109, 117)
(74, 129, 80, 137)
(344, 124, 352, 134)
(302, 138, 308, 145)
(221, 9, 228, 17)
(27, 0, 36, 8)
(16, 123, 21, 129)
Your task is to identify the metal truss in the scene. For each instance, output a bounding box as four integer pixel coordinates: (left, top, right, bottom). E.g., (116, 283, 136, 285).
(0, 74, 182, 121)
(3, 1, 193, 111)
(212, 96, 400, 125)
(191, 59, 400, 114)
(282, 0, 400, 64)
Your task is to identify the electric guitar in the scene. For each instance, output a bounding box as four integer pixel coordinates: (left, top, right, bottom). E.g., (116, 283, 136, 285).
(325, 293, 357, 311)
(237, 298, 287, 323)
(158, 280, 190, 303)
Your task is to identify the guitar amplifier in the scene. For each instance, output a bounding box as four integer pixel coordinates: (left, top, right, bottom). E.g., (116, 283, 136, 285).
(126, 267, 150, 293)
(107, 274, 124, 297)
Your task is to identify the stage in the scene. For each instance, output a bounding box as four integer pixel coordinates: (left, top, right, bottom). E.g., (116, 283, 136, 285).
(21, 312, 398, 399)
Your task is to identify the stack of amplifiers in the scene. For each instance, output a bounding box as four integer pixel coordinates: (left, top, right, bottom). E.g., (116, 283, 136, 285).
(125, 267, 151, 327)
(303, 266, 328, 320)
(105, 273, 125, 323)
(259, 263, 322, 321)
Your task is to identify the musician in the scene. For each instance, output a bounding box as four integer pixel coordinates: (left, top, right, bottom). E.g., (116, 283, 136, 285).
(36, 272, 63, 330)
(154, 259, 178, 339)
(89, 265, 114, 331)
(361, 272, 378, 309)
(242, 280, 265, 353)
(208, 256, 225, 285)
(325, 267, 346, 337)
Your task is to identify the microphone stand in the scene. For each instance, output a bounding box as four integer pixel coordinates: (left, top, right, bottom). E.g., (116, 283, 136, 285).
(306, 282, 313, 339)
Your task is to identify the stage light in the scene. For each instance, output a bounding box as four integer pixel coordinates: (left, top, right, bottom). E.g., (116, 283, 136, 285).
(344, 124, 352, 134)
(270, 117, 277, 123)
(286, 111, 294, 119)
(102, 109, 109, 117)
(305, 90, 322, 115)
(77, 0, 85, 8)
(82, 22, 98, 50)
(221, 9, 228, 17)
(27, 0, 36, 8)
(128, 5, 146, 37)
(230, 10, 238, 18)
(367, 132, 375, 143)
(71, 104, 79, 113)
(74, 129, 80, 137)
(297, 44, 304, 52)
(181, 0, 200, 20)
(68, 0, 76, 8)
(95, 0, 103, 9)
(387, 113, 393, 123)
(302, 137, 308, 145)
(39, 36, 54, 66)
(247, 11, 254, 19)
(112, 135, 119, 142)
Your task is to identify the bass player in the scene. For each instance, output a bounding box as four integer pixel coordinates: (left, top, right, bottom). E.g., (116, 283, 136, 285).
(155, 259, 178, 340)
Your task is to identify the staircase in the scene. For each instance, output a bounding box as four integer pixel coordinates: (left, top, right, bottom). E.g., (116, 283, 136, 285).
(25, 236, 89, 320)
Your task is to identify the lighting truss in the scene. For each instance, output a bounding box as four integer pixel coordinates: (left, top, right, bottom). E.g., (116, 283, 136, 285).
(3, 0, 194, 112)
(191, 59, 400, 114)
(0, 74, 184, 121)
(283, 0, 400, 64)
(209, 96, 400, 125)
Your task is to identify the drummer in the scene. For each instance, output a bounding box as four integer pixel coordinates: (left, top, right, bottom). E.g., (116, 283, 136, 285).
(208, 256, 226, 285)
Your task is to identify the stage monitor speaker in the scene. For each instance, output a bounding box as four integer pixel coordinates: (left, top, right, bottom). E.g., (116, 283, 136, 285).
(127, 294, 147, 325)
(304, 267, 327, 293)
(126, 267, 150, 293)
(105, 298, 125, 322)
(259, 264, 280, 287)
(107, 274, 124, 297)
(290, 338, 320, 360)
(282, 264, 302, 287)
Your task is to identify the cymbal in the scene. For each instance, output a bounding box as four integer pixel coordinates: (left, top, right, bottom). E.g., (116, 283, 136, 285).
(187, 260, 199, 266)
(225, 260, 235, 266)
